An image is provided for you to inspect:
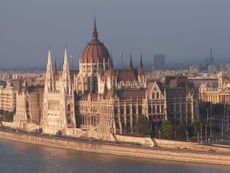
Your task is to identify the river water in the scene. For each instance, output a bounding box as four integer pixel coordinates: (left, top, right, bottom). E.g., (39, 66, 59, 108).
(0, 139, 229, 173)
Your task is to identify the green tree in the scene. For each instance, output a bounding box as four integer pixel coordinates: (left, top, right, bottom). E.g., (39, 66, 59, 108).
(160, 121, 174, 139)
(134, 115, 151, 136)
(2, 110, 15, 122)
(174, 123, 186, 139)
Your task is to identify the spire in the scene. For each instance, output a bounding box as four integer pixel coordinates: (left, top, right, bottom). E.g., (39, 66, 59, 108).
(45, 46, 55, 91)
(62, 46, 71, 94)
(110, 53, 114, 68)
(63, 46, 70, 71)
(47, 46, 52, 66)
(140, 52, 143, 67)
(139, 52, 144, 76)
(129, 52, 133, 69)
(54, 56, 58, 75)
(92, 16, 98, 39)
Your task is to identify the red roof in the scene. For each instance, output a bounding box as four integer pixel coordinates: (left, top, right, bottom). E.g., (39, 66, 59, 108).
(117, 90, 145, 100)
(117, 69, 138, 82)
(80, 38, 110, 63)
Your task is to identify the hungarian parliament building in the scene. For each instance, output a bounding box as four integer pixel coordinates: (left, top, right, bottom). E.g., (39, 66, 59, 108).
(11, 20, 199, 137)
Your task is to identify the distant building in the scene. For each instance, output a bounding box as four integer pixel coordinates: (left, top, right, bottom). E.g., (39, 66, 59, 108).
(154, 54, 165, 71)
(208, 64, 218, 74)
(0, 82, 17, 112)
(165, 76, 199, 123)
(14, 81, 44, 127)
(189, 65, 199, 73)
(199, 72, 230, 105)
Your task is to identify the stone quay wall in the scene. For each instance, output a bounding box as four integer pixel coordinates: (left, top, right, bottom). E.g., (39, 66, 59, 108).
(0, 130, 230, 166)
(116, 135, 230, 153)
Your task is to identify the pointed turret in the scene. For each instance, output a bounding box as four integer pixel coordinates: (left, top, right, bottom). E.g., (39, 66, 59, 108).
(129, 52, 133, 69)
(63, 47, 70, 71)
(110, 53, 114, 68)
(140, 52, 143, 67)
(139, 52, 144, 76)
(54, 57, 58, 75)
(92, 16, 98, 39)
(62, 46, 72, 94)
(45, 46, 55, 91)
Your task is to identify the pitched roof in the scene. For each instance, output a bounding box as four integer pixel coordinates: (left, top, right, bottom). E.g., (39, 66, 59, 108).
(117, 90, 145, 100)
(117, 69, 138, 82)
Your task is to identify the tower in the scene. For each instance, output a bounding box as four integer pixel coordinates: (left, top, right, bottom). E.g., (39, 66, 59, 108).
(42, 47, 76, 134)
(61, 47, 76, 128)
(44, 47, 55, 92)
(138, 52, 145, 85)
(154, 54, 165, 71)
(129, 52, 133, 69)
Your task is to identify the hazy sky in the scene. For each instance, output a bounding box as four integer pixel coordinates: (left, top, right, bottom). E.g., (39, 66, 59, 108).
(1, 0, 230, 68)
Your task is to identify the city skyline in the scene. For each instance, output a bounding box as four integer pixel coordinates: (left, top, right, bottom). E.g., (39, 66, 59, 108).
(1, 0, 230, 69)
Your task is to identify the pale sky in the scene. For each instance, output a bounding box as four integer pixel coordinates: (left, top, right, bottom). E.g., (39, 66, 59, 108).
(1, 0, 230, 69)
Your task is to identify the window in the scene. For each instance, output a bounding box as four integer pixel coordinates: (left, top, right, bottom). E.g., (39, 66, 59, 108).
(176, 104, 180, 112)
(157, 106, 160, 113)
(127, 106, 130, 114)
(148, 105, 151, 113)
(138, 106, 142, 114)
(156, 92, 159, 99)
(132, 106, 136, 114)
(68, 104, 71, 111)
(152, 92, 155, 99)
(161, 105, 164, 113)
(114, 106, 118, 114)
(120, 106, 124, 115)
(152, 106, 155, 113)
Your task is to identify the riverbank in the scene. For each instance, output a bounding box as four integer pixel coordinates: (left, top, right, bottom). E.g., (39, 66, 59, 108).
(0, 130, 230, 166)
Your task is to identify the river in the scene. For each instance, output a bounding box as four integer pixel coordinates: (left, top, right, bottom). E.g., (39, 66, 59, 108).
(0, 139, 229, 173)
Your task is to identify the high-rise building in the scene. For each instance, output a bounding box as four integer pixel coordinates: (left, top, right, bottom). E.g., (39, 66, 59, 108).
(154, 54, 165, 70)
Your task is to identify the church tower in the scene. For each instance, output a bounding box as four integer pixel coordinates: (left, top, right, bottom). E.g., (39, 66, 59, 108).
(60, 47, 76, 128)
(42, 47, 76, 134)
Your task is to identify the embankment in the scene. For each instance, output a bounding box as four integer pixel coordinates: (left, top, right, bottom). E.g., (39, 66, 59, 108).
(0, 130, 230, 166)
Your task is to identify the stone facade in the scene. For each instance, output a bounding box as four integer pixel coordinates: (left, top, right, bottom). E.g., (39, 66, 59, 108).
(14, 81, 43, 126)
(12, 20, 199, 136)
(199, 72, 230, 105)
(0, 82, 17, 112)
(42, 48, 76, 134)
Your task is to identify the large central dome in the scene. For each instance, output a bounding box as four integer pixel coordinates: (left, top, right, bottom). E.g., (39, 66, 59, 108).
(80, 19, 110, 63)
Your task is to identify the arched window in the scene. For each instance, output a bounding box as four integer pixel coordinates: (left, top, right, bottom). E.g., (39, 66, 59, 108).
(152, 92, 155, 99)
(157, 105, 160, 113)
(148, 105, 151, 113)
(156, 92, 159, 99)
(132, 106, 136, 114)
(161, 105, 164, 113)
(120, 106, 124, 115)
(138, 106, 142, 114)
(152, 106, 155, 113)
(67, 104, 71, 111)
(127, 106, 130, 114)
